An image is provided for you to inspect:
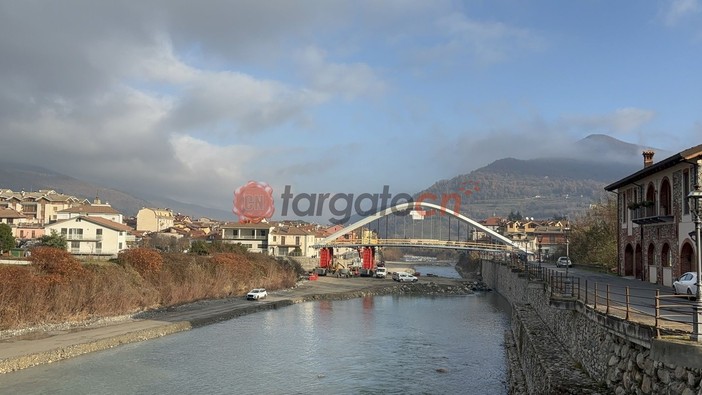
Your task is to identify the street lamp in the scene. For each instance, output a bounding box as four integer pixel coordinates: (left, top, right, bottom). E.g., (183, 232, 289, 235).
(688, 183, 702, 341)
(536, 234, 544, 264)
(564, 224, 571, 277)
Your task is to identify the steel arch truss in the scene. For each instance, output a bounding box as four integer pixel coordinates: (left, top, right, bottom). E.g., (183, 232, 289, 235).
(316, 201, 524, 253)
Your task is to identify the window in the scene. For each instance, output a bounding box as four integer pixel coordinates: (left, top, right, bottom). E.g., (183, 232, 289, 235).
(68, 228, 83, 239)
(295, 236, 300, 245)
(281, 236, 286, 245)
(684, 169, 690, 215)
(659, 178, 671, 216)
(96, 229, 103, 240)
(70, 241, 80, 253)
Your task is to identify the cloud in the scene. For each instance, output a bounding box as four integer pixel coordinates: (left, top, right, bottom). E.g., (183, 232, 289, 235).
(420, 12, 546, 66)
(560, 108, 656, 135)
(297, 46, 386, 99)
(662, 0, 701, 26)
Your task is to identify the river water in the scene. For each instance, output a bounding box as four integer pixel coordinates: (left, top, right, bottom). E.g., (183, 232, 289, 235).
(0, 274, 511, 394)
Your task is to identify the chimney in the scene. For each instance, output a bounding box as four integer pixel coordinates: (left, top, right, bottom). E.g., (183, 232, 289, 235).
(642, 150, 655, 168)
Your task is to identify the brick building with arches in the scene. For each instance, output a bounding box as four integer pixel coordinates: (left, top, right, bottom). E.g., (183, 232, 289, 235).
(605, 144, 702, 286)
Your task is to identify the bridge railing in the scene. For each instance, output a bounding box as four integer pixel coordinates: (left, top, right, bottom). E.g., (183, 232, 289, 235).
(322, 238, 513, 251)
(512, 261, 695, 339)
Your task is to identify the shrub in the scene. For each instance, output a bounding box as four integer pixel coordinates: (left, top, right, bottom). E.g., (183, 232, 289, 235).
(30, 246, 84, 277)
(118, 248, 164, 277)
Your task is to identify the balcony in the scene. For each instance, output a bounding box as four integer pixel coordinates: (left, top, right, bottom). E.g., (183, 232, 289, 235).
(631, 204, 674, 225)
(222, 234, 267, 240)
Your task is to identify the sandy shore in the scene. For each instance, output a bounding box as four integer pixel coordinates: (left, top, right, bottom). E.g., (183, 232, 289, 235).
(0, 275, 476, 374)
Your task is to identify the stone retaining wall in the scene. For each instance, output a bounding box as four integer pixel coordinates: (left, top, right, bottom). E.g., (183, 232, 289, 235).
(482, 260, 702, 394)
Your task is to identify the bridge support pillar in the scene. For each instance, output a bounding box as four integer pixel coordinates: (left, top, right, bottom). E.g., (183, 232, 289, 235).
(360, 246, 375, 270)
(319, 247, 333, 269)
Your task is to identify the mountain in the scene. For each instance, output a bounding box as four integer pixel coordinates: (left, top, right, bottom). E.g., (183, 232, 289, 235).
(0, 162, 232, 219)
(416, 134, 665, 220)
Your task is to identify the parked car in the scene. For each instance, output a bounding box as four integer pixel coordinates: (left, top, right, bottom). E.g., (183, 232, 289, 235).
(375, 267, 387, 278)
(556, 256, 572, 268)
(246, 288, 267, 300)
(673, 272, 698, 298)
(395, 272, 418, 283)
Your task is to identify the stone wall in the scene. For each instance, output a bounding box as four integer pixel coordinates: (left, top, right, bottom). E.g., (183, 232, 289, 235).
(483, 260, 702, 394)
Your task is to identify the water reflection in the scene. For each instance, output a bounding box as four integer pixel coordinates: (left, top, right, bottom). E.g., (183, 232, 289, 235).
(0, 293, 510, 395)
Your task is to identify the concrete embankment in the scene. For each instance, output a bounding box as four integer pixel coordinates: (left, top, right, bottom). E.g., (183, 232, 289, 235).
(0, 276, 480, 374)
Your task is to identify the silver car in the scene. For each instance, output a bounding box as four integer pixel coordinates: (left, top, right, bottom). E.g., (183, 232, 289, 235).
(556, 256, 572, 268)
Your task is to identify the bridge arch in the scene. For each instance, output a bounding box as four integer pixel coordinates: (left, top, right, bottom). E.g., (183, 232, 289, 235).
(318, 201, 524, 252)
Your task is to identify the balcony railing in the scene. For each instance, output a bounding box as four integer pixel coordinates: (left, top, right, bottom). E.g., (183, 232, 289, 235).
(222, 235, 267, 240)
(631, 205, 674, 225)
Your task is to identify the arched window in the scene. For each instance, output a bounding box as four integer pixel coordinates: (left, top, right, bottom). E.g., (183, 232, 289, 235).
(661, 243, 671, 267)
(659, 178, 671, 216)
(646, 183, 657, 216)
(647, 243, 655, 266)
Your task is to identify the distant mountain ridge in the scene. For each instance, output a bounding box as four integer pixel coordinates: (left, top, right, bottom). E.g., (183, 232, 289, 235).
(417, 134, 665, 220)
(0, 134, 670, 222)
(0, 162, 232, 219)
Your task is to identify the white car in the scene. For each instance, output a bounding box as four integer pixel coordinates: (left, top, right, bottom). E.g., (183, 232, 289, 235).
(556, 257, 572, 268)
(246, 288, 267, 300)
(395, 272, 418, 283)
(673, 272, 698, 298)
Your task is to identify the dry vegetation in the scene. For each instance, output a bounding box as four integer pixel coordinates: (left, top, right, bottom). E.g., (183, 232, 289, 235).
(0, 247, 301, 330)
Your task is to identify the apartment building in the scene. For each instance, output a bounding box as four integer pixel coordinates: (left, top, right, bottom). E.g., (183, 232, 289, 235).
(220, 222, 270, 253)
(0, 189, 87, 224)
(45, 215, 133, 258)
(136, 208, 175, 232)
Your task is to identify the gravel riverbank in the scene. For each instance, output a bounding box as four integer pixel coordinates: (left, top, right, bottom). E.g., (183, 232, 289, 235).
(0, 276, 486, 374)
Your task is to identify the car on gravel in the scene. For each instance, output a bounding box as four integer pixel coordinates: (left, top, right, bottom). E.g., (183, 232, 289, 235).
(395, 272, 418, 283)
(246, 288, 267, 300)
(375, 267, 387, 278)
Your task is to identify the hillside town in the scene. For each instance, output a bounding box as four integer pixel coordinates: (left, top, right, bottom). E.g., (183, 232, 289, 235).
(1, 144, 701, 292)
(0, 186, 572, 259)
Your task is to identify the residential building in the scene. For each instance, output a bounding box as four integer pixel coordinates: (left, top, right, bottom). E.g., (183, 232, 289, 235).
(0, 189, 87, 224)
(268, 225, 316, 257)
(45, 216, 133, 258)
(15, 224, 44, 240)
(136, 208, 175, 232)
(605, 145, 702, 286)
(0, 207, 26, 225)
(56, 198, 123, 223)
(220, 222, 270, 253)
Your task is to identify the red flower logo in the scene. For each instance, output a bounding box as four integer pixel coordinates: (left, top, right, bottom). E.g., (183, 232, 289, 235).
(233, 181, 275, 223)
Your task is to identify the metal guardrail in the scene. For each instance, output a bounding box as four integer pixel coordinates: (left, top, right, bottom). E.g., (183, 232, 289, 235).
(503, 260, 696, 339)
(319, 238, 513, 252)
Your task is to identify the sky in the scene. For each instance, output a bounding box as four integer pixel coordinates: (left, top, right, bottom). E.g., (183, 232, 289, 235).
(0, 0, 701, 217)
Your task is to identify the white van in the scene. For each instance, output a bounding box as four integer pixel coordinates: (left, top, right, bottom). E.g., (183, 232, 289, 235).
(375, 267, 387, 278)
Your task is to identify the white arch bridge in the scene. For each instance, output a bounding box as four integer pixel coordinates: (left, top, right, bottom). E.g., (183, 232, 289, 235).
(313, 202, 526, 271)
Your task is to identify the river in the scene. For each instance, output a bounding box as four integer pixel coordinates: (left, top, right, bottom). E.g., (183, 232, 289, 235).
(0, 273, 511, 394)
